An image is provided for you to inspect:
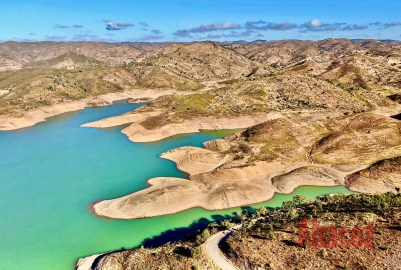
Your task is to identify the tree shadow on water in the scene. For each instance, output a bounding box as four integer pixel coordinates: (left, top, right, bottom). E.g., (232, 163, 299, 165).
(91, 213, 235, 268)
(139, 213, 233, 248)
(240, 206, 257, 215)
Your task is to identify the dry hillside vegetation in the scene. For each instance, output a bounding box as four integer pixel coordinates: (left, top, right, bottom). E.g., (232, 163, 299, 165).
(85, 193, 401, 270)
(1, 39, 400, 119)
(224, 193, 401, 270)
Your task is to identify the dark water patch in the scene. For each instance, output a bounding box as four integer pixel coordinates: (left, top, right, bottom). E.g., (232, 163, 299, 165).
(140, 214, 232, 248)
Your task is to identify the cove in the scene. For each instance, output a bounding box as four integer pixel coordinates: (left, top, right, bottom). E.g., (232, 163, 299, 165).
(0, 100, 353, 270)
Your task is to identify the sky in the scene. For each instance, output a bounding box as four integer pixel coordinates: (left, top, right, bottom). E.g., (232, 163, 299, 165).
(1, 0, 400, 42)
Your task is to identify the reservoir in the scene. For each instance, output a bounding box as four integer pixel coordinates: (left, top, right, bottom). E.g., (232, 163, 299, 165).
(0, 100, 353, 270)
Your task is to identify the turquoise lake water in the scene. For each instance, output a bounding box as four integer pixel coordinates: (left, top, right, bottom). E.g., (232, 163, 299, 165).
(0, 101, 354, 270)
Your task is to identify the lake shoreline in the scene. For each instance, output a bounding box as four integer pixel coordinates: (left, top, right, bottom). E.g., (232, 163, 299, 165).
(0, 89, 175, 131)
(91, 142, 368, 220)
(82, 110, 351, 143)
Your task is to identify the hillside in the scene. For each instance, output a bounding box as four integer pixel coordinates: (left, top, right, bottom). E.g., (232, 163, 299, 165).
(0, 41, 144, 70)
(232, 39, 401, 96)
(138, 41, 270, 81)
(223, 193, 401, 270)
(1, 39, 400, 125)
(78, 193, 401, 270)
(75, 39, 401, 143)
(89, 111, 401, 220)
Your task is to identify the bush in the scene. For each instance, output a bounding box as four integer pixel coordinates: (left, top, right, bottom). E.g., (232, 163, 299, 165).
(239, 143, 251, 154)
(255, 207, 268, 216)
(190, 247, 201, 258)
(221, 219, 231, 229)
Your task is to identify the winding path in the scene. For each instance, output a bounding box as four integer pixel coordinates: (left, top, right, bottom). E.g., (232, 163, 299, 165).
(203, 229, 239, 270)
(203, 216, 280, 270)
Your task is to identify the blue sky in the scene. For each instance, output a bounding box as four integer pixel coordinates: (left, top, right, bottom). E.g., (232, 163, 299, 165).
(1, 0, 400, 42)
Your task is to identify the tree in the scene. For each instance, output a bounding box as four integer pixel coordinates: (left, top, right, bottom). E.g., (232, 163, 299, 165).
(292, 195, 310, 206)
(256, 207, 268, 216)
(289, 208, 298, 219)
(190, 247, 201, 258)
(221, 219, 231, 229)
(201, 228, 210, 241)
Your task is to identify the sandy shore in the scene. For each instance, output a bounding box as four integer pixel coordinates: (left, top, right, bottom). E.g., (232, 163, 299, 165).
(81, 109, 164, 128)
(82, 110, 353, 143)
(122, 114, 286, 142)
(83, 112, 285, 142)
(0, 89, 175, 131)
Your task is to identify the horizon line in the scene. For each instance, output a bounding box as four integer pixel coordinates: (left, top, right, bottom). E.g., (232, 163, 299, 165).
(1, 37, 400, 44)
